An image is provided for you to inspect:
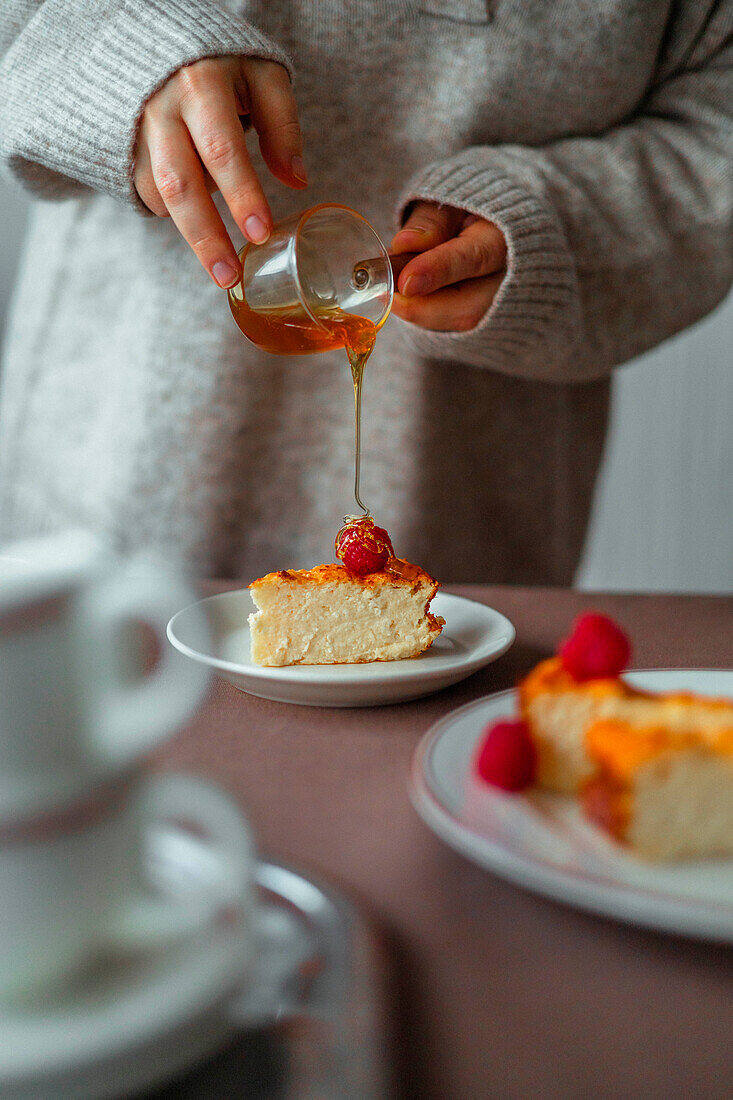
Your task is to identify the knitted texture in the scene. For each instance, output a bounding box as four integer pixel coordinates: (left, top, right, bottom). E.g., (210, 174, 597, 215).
(397, 162, 582, 380)
(0, 0, 292, 205)
(0, 0, 731, 582)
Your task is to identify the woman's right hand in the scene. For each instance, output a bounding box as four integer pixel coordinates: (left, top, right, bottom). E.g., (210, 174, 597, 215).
(134, 56, 307, 288)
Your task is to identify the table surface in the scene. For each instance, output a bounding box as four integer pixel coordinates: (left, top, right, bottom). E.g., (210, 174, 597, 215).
(157, 585, 733, 1100)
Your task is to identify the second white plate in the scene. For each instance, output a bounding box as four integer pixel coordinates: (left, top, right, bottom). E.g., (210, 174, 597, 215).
(168, 591, 515, 707)
(410, 670, 733, 942)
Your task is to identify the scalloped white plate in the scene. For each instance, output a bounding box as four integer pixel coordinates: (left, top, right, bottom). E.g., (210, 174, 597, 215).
(410, 670, 733, 942)
(168, 591, 515, 707)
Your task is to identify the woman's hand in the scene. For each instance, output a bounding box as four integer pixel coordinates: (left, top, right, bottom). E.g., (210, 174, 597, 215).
(390, 202, 507, 331)
(134, 56, 306, 288)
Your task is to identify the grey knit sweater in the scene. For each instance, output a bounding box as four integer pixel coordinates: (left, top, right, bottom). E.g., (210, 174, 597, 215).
(1, 1, 731, 583)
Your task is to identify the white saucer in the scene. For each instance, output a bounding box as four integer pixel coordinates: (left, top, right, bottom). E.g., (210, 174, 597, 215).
(168, 590, 515, 707)
(0, 833, 366, 1100)
(410, 669, 733, 942)
(0, 823, 252, 1100)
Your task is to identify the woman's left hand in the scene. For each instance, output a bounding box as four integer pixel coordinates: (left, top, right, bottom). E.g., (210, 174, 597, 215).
(390, 201, 507, 332)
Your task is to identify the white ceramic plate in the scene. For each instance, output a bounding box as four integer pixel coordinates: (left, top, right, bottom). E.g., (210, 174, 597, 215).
(410, 669, 733, 942)
(167, 591, 515, 707)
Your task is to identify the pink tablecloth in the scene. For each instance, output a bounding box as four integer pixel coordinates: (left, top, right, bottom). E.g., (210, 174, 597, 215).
(157, 585, 733, 1099)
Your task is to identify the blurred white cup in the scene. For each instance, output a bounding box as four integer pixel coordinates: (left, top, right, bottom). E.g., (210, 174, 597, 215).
(0, 531, 211, 815)
(0, 771, 253, 1000)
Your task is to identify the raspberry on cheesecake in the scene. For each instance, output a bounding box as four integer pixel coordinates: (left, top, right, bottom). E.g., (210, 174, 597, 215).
(513, 614, 733, 859)
(519, 656, 733, 794)
(248, 519, 443, 666)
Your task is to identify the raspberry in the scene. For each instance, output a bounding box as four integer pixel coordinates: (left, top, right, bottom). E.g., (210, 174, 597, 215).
(474, 720, 536, 792)
(340, 540, 388, 574)
(335, 518, 394, 576)
(559, 612, 631, 682)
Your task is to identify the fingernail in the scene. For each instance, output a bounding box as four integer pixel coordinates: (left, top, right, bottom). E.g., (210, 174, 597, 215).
(403, 274, 430, 296)
(212, 261, 239, 288)
(291, 155, 308, 184)
(245, 215, 269, 244)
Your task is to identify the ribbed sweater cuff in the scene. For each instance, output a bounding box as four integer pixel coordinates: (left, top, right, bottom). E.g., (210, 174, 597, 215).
(0, 0, 293, 208)
(396, 155, 583, 379)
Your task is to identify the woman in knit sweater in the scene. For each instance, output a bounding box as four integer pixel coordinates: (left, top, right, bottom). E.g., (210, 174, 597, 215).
(0, 1, 731, 583)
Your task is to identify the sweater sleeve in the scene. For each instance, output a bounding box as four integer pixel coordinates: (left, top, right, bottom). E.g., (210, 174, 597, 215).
(396, 7, 733, 383)
(0, 0, 292, 208)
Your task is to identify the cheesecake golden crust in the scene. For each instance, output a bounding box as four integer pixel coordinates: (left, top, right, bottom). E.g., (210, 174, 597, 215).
(517, 657, 651, 792)
(518, 657, 733, 793)
(582, 718, 733, 860)
(248, 559, 444, 666)
(518, 645, 733, 858)
(250, 559, 437, 591)
(586, 718, 733, 779)
(521, 658, 624, 699)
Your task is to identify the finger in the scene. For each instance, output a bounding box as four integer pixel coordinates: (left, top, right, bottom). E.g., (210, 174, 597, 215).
(246, 60, 307, 189)
(148, 117, 242, 287)
(391, 273, 504, 332)
(180, 75, 272, 245)
(133, 139, 169, 217)
(398, 220, 507, 296)
(390, 201, 463, 255)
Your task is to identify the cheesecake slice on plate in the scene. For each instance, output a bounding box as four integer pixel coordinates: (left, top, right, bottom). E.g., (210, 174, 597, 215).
(583, 717, 733, 860)
(518, 656, 733, 794)
(248, 561, 444, 666)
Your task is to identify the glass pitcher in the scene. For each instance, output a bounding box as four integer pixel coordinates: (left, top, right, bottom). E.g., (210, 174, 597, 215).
(227, 204, 395, 355)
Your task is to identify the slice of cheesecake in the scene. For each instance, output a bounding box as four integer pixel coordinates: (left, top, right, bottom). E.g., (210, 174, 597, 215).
(248, 560, 444, 666)
(518, 658, 654, 792)
(519, 657, 733, 793)
(583, 718, 733, 860)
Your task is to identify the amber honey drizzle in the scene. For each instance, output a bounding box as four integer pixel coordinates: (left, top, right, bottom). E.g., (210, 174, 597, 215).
(229, 279, 378, 518)
(383, 557, 423, 581)
(339, 315, 376, 519)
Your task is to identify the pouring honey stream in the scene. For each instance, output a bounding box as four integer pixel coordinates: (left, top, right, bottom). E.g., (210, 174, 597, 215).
(227, 204, 416, 530)
(228, 294, 376, 518)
